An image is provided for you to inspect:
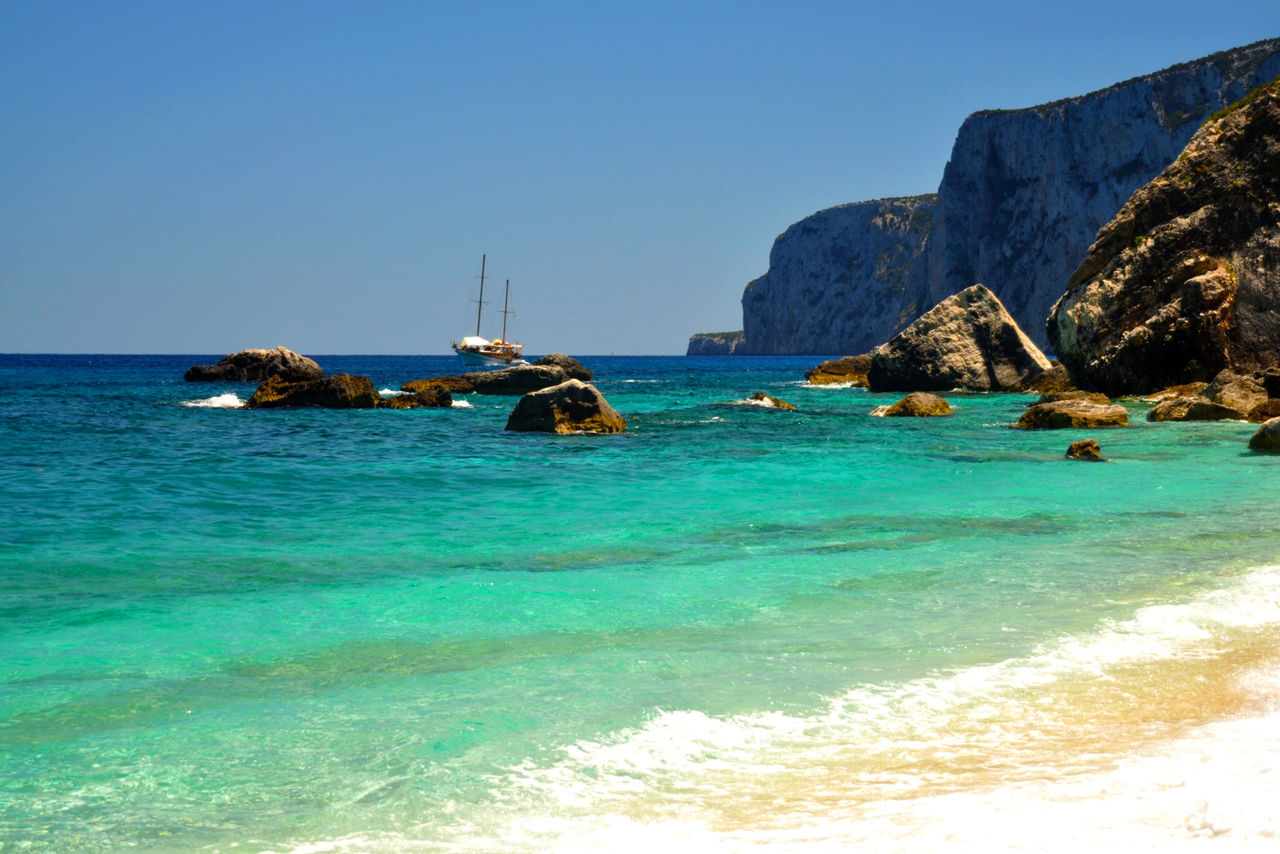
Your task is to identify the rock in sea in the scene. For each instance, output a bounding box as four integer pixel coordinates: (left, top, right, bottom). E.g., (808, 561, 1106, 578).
(1066, 439, 1105, 461)
(1017, 400, 1129, 429)
(505, 380, 627, 434)
(868, 284, 1051, 392)
(244, 374, 379, 409)
(403, 365, 567, 396)
(533, 353, 593, 381)
(805, 354, 872, 386)
(1248, 417, 1280, 452)
(377, 385, 453, 409)
(184, 346, 324, 383)
(878, 392, 952, 417)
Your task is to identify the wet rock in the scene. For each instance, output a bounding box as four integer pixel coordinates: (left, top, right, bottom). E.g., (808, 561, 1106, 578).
(805, 354, 872, 386)
(505, 380, 627, 434)
(245, 374, 378, 409)
(1066, 439, 1105, 461)
(378, 385, 453, 409)
(745, 393, 796, 411)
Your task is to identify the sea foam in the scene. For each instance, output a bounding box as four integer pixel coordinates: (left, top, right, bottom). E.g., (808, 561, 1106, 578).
(428, 565, 1280, 852)
(181, 393, 244, 408)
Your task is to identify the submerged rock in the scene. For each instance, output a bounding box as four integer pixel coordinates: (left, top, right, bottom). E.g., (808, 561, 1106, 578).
(244, 373, 378, 409)
(744, 392, 796, 411)
(1016, 400, 1129, 429)
(185, 346, 324, 383)
(868, 284, 1051, 392)
(505, 380, 627, 434)
(805, 354, 872, 386)
(533, 353, 593, 381)
(880, 392, 952, 417)
(378, 385, 453, 409)
(1066, 439, 1105, 461)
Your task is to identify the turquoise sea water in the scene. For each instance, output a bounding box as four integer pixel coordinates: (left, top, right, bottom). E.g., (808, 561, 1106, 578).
(3, 354, 1280, 851)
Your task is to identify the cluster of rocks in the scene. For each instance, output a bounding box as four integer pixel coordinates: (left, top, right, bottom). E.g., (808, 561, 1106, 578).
(798, 76, 1280, 456)
(185, 348, 622, 433)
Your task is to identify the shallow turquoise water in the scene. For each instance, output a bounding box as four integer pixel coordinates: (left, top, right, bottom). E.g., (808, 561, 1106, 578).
(3, 354, 1280, 851)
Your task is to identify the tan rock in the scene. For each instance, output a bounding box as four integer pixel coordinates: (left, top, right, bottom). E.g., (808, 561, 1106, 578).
(505, 380, 627, 434)
(882, 392, 952, 417)
(1016, 400, 1129, 429)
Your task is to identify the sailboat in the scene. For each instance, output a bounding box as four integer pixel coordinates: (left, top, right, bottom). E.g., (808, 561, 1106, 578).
(451, 254, 527, 368)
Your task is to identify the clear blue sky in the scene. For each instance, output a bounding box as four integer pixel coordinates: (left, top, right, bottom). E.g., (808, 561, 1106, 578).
(3, 1, 1277, 355)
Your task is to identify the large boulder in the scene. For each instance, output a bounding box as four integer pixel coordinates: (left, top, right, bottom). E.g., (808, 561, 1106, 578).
(505, 380, 627, 434)
(533, 353, 593, 381)
(1048, 78, 1280, 396)
(868, 284, 1052, 392)
(185, 346, 324, 382)
(1016, 400, 1129, 429)
(402, 365, 567, 396)
(805, 354, 872, 386)
(244, 374, 378, 409)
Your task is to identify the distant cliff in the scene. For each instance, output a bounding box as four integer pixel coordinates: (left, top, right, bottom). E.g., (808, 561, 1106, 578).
(738, 196, 935, 355)
(686, 330, 745, 355)
(728, 37, 1280, 356)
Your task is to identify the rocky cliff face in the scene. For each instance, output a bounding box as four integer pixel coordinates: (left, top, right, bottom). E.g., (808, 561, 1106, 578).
(738, 196, 935, 354)
(1047, 79, 1280, 395)
(733, 37, 1280, 356)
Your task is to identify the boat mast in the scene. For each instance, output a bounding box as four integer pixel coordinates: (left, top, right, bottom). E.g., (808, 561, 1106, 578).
(501, 279, 512, 343)
(473, 254, 487, 337)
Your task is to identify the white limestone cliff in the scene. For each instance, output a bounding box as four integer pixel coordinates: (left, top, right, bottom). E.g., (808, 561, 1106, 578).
(730, 37, 1280, 355)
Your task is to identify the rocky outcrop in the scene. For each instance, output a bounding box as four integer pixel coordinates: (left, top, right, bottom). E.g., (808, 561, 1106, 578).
(687, 331, 746, 355)
(739, 197, 936, 354)
(732, 38, 1280, 355)
(403, 365, 567, 396)
(1145, 369, 1269, 421)
(879, 392, 952, 417)
(185, 346, 324, 382)
(867, 284, 1051, 392)
(805, 354, 872, 386)
(534, 353, 593, 381)
(1049, 76, 1280, 396)
(244, 374, 378, 409)
(505, 380, 627, 434)
(1066, 439, 1105, 461)
(1016, 400, 1129, 429)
